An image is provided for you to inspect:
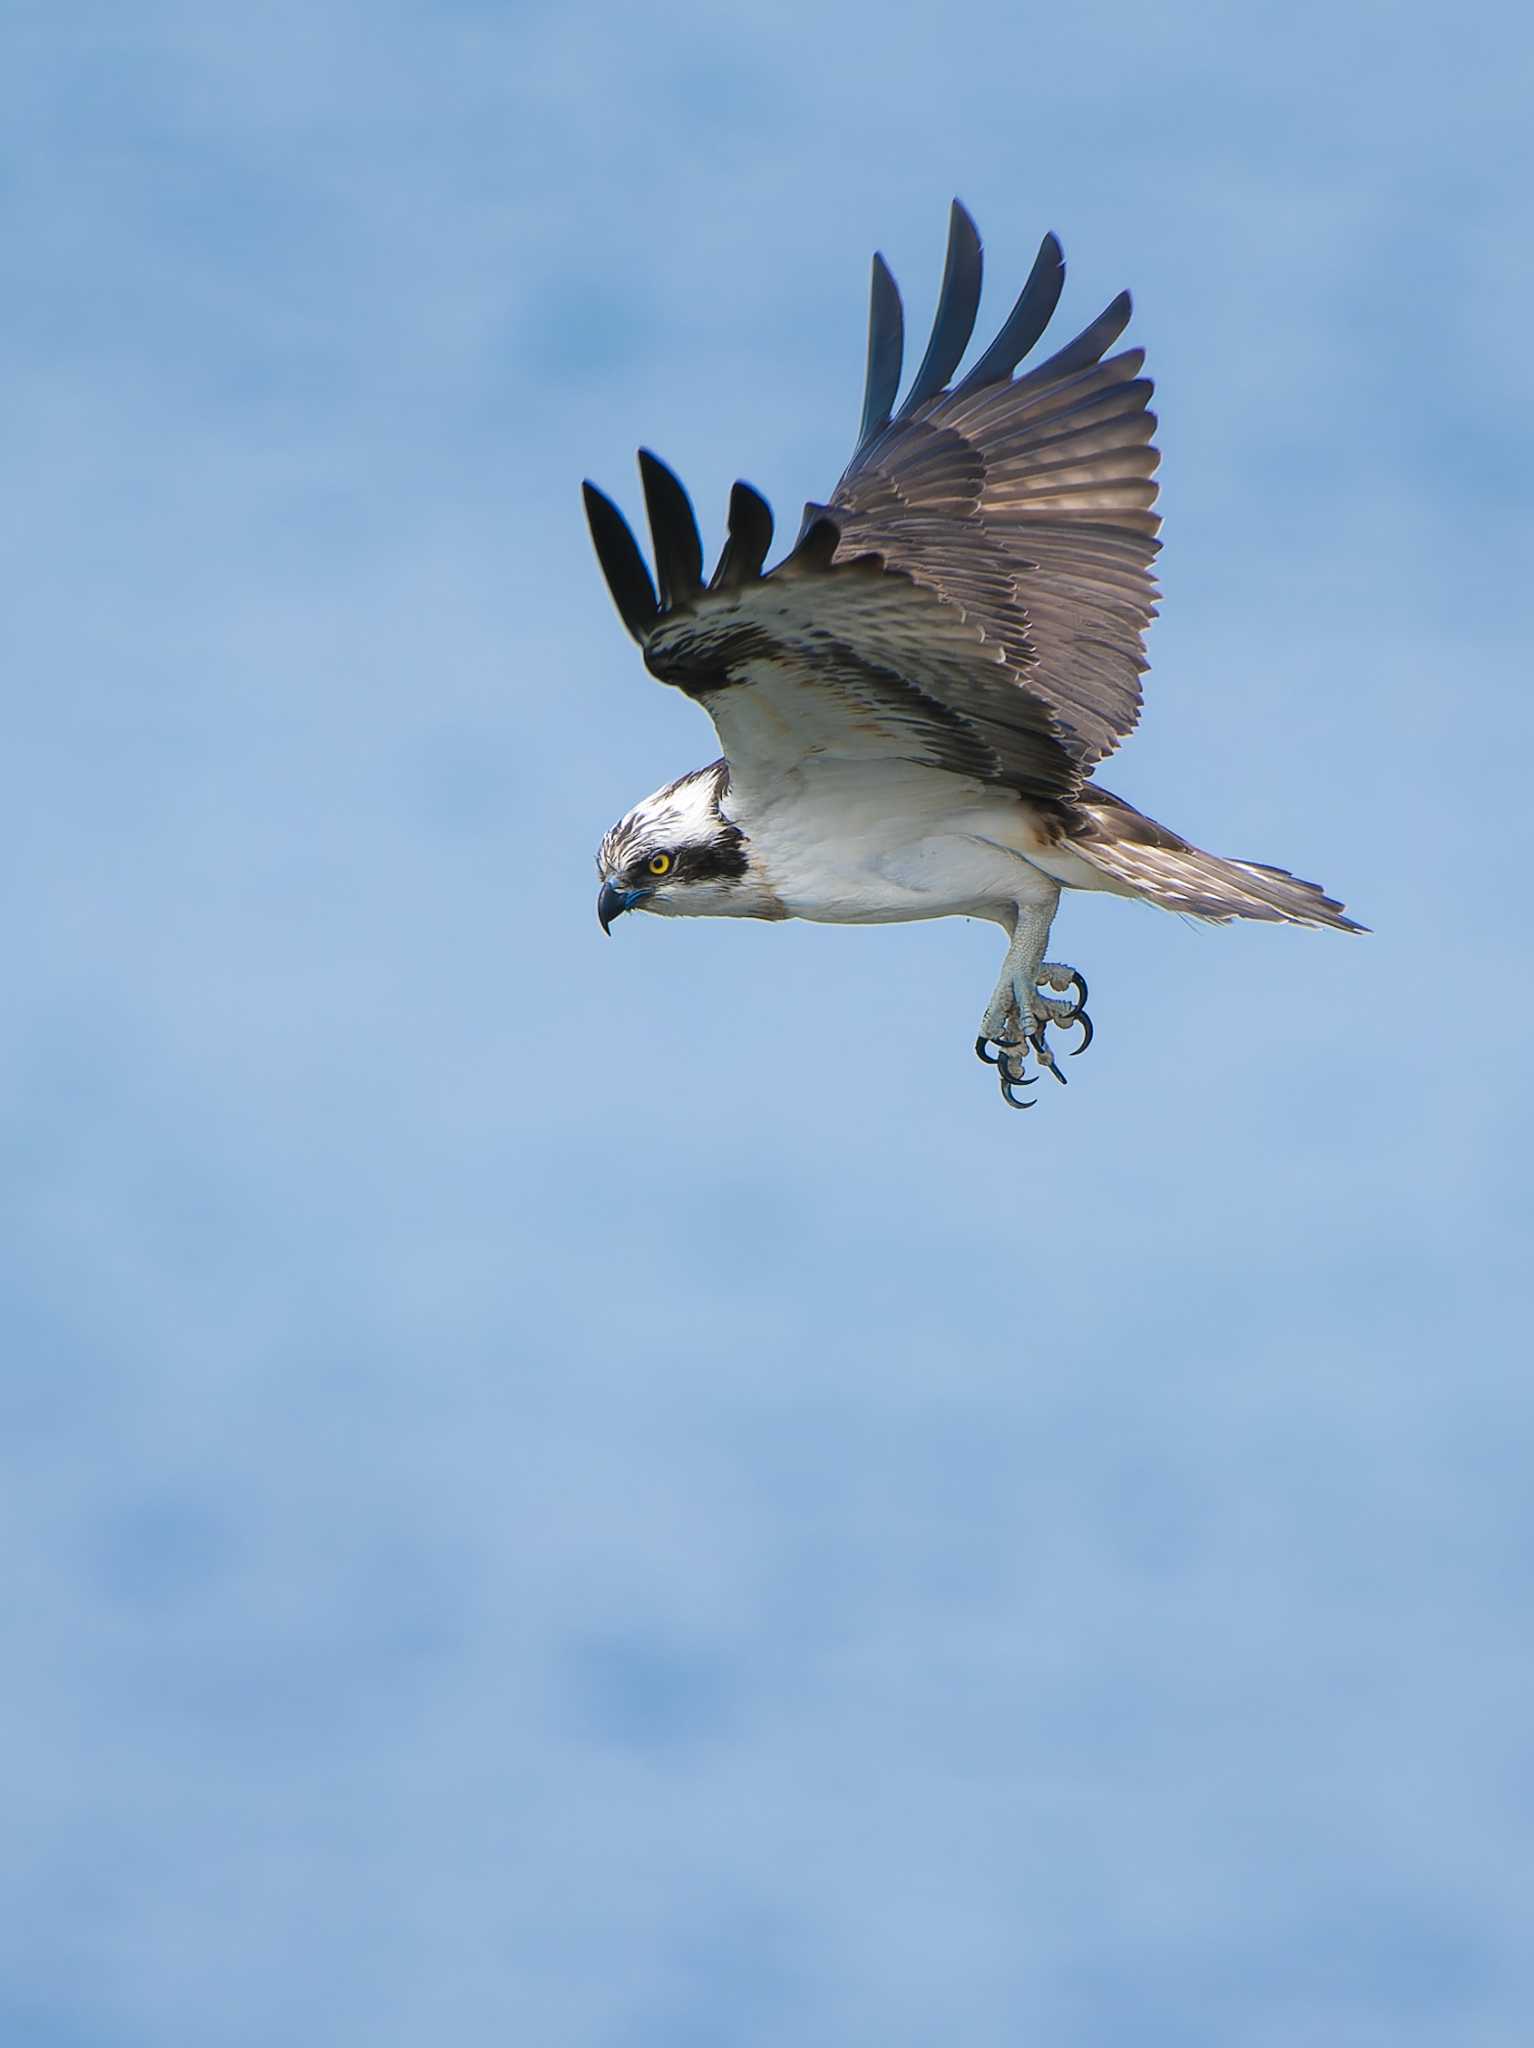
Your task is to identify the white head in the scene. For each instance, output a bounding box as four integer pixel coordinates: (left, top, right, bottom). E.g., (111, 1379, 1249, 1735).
(596, 761, 782, 929)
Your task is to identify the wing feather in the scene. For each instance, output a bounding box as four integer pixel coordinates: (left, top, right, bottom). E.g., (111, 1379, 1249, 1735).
(583, 206, 1164, 796)
(856, 256, 905, 458)
(582, 456, 1079, 805)
(581, 481, 659, 644)
(896, 201, 984, 419)
(950, 232, 1065, 400)
(710, 481, 774, 591)
(638, 448, 704, 608)
(830, 243, 1160, 767)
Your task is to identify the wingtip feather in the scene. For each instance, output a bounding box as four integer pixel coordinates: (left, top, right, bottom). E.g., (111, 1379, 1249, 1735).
(582, 478, 660, 643)
(637, 448, 704, 609)
(710, 479, 775, 588)
(858, 252, 905, 455)
(898, 198, 985, 419)
(951, 228, 1068, 399)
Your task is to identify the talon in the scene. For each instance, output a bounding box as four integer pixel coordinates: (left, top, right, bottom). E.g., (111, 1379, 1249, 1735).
(984, 952, 1093, 1111)
(1030, 1032, 1068, 1086)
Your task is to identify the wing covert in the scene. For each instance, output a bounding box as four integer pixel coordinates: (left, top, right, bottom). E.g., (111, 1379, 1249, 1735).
(581, 204, 1161, 800)
(830, 202, 1161, 768)
(582, 457, 1079, 806)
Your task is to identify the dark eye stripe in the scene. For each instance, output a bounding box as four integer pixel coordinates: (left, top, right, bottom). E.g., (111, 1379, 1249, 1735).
(623, 834, 749, 890)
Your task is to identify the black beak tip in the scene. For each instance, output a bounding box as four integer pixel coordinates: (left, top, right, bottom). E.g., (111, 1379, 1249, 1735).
(596, 880, 627, 935)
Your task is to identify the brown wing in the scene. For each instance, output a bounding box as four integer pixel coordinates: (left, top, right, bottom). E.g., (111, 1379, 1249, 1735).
(821, 201, 1161, 768)
(582, 456, 1080, 807)
(580, 205, 1159, 802)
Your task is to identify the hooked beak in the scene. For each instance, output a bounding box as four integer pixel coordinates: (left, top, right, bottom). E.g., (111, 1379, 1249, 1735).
(597, 879, 642, 934)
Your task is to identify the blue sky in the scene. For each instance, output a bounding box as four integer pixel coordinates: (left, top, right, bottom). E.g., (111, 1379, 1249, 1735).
(3, 2, 1532, 2042)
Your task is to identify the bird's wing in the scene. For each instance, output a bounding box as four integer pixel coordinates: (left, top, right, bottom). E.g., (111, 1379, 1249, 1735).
(824, 201, 1160, 768)
(580, 203, 1159, 799)
(582, 455, 1080, 806)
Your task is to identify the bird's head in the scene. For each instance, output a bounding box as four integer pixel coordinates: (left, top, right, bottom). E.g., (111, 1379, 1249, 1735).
(596, 760, 764, 930)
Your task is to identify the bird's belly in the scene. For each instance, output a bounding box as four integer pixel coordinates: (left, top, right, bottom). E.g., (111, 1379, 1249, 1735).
(764, 822, 1056, 926)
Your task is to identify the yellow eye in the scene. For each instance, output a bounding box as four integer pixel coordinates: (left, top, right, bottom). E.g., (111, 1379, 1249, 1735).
(647, 852, 673, 877)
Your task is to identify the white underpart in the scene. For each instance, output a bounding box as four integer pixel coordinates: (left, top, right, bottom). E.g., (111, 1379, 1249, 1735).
(722, 757, 1121, 930)
(699, 658, 1137, 929)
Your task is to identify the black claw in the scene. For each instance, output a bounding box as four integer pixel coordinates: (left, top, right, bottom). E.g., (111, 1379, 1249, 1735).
(999, 1073, 1035, 1109)
(1070, 1008, 1095, 1056)
(976, 1035, 999, 1065)
(1030, 1033, 1068, 1085)
(1068, 969, 1089, 1010)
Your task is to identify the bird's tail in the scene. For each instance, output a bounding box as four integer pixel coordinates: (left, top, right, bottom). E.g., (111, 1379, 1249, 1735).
(1070, 788, 1365, 931)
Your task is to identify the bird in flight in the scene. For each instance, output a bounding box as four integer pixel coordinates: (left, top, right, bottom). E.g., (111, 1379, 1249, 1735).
(585, 202, 1361, 1109)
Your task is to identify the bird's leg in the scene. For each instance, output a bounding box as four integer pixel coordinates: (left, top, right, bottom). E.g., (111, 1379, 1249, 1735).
(975, 899, 1055, 1108)
(974, 896, 1093, 1109)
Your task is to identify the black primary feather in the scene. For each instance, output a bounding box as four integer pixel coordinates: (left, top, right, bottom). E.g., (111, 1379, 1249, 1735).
(710, 481, 774, 589)
(896, 200, 984, 419)
(856, 254, 904, 457)
(638, 449, 704, 610)
(582, 481, 659, 643)
(784, 514, 842, 574)
(951, 232, 1066, 398)
(1011, 289, 1134, 395)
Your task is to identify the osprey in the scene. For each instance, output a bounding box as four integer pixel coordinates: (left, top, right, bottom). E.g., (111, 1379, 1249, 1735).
(585, 203, 1361, 1109)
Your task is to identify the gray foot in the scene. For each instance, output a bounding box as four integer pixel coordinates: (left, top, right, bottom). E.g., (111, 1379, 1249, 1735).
(975, 965, 1093, 1110)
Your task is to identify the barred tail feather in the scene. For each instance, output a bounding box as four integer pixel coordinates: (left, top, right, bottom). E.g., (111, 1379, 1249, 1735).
(1072, 789, 1365, 931)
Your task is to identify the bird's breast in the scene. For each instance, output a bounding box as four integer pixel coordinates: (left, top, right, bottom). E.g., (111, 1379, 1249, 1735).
(731, 772, 1059, 927)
